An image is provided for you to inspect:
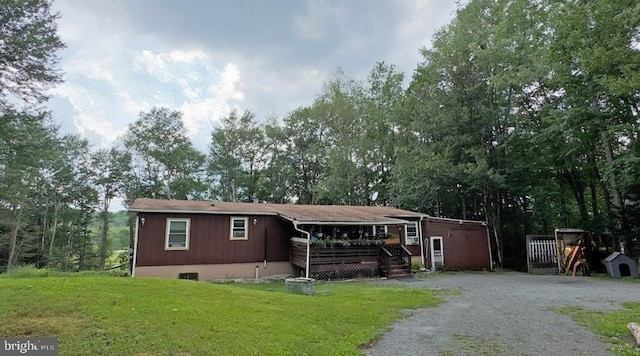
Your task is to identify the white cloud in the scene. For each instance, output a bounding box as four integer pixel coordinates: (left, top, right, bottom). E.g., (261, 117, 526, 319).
(48, 0, 459, 152)
(214, 63, 244, 101)
(180, 62, 245, 146)
(390, 1, 458, 73)
(135, 50, 175, 83)
(49, 84, 124, 146)
(170, 50, 209, 63)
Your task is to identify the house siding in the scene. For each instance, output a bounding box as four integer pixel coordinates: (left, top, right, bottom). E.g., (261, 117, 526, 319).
(424, 219, 491, 270)
(136, 213, 293, 267)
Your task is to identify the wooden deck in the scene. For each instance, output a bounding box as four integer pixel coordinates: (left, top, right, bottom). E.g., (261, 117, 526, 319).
(291, 240, 381, 279)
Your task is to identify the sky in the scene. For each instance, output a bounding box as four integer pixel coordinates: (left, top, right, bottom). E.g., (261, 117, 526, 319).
(47, 0, 459, 150)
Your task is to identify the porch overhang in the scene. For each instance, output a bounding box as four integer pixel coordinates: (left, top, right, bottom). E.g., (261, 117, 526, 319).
(281, 218, 411, 226)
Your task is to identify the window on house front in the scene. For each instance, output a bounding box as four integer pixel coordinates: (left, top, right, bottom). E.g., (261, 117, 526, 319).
(405, 222, 419, 245)
(165, 218, 190, 250)
(371, 225, 388, 237)
(230, 217, 248, 240)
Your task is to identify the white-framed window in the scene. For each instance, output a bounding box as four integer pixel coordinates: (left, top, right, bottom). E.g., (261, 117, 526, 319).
(405, 222, 419, 245)
(165, 218, 190, 250)
(230, 217, 248, 240)
(371, 225, 388, 237)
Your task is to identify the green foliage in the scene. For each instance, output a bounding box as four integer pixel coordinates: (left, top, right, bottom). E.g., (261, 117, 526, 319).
(310, 239, 383, 248)
(1, 265, 50, 278)
(391, 0, 640, 267)
(123, 107, 207, 201)
(0, 0, 65, 104)
(208, 109, 267, 202)
(0, 267, 129, 279)
(90, 147, 131, 270)
(0, 278, 442, 355)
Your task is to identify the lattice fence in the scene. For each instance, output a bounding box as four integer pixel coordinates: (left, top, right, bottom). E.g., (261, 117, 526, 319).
(310, 262, 380, 280)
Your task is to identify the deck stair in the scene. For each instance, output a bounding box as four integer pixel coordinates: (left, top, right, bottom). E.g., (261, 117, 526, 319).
(380, 245, 413, 278)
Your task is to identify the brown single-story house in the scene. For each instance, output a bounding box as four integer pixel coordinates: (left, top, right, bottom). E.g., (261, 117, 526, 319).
(129, 198, 492, 280)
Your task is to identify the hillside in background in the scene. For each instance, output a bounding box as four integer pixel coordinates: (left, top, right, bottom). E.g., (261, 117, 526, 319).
(90, 211, 130, 251)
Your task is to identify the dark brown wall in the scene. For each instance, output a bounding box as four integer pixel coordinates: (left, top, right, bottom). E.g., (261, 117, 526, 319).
(136, 213, 294, 266)
(423, 220, 491, 270)
(404, 244, 421, 256)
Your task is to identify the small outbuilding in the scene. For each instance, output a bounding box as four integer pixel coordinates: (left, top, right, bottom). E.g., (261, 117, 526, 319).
(603, 252, 639, 278)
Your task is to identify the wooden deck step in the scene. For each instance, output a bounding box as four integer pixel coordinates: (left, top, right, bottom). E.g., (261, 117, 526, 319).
(386, 273, 412, 278)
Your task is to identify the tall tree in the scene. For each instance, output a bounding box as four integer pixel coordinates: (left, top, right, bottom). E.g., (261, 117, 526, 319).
(398, 0, 551, 265)
(0, 0, 66, 271)
(283, 104, 331, 204)
(44, 134, 94, 263)
(541, 0, 640, 251)
(91, 147, 131, 270)
(258, 121, 295, 203)
(0, 109, 57, 270)
(0, 0, 65, 104)
(123, 107, 207, 201)
(208, 109, 265, 202)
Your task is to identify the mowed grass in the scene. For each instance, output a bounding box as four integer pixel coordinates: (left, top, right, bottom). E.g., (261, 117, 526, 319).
(559, 303, 640, 356)
(0, 276, 443, 356)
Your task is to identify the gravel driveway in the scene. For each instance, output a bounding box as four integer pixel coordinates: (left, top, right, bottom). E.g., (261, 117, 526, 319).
(365, 272, 639, 356)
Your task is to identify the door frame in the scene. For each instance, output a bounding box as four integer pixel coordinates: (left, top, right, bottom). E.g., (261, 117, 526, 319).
(430, 236, 444, 270)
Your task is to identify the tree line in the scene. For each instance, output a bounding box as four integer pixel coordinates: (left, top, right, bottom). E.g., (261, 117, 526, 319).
(1, 0, 638, 272)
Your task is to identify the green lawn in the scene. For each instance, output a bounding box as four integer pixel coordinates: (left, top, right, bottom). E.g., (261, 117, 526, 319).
(559, 303, 640, 356)
(0, 276, 443, 355)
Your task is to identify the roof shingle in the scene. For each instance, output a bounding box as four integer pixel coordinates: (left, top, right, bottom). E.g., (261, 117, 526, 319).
(129, 198, 421, 224)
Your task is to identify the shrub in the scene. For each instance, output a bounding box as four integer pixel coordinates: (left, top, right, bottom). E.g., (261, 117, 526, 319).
(1, 265, 50, 278)
(0, 266, 129, 278)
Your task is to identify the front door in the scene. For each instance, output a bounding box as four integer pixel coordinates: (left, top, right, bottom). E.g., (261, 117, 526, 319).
(430, 236, 444, 270)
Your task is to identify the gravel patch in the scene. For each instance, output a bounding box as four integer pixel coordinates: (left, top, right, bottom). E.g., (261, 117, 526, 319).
(366, 272, 640, 356)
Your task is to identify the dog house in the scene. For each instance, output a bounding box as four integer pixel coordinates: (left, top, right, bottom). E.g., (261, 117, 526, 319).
(603, 252, 639, 278)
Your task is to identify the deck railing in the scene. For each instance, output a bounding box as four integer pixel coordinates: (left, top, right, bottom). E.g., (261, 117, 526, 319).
(379, 246, 393, 276)
(290, 239, 380, 279)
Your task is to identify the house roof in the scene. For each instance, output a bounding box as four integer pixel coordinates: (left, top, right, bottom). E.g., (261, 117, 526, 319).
(604, 252, 621, 262)
(129, 198, 421, 225)
(555, 228, 585, 234)
(603, 252, 635, 262)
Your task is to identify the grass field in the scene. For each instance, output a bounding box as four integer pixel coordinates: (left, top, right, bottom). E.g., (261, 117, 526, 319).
(0, 273, 444, 355)
(559, 303, 640, 356)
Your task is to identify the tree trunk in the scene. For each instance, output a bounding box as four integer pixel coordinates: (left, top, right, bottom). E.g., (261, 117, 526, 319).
(485, 192, 503, 267)
(63, 223, 74, 272)
(461, 195, 467, 220)
(600, 129, 622, 211)
(7, 205, 22, 270)
(564, 169, 589, 224)
(98, 197, 110, 271)
(48, 199, 59, 260)
(587, 155, 600, 218)
(41, 206, 48, 253)
(78, 226, 86, 271)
